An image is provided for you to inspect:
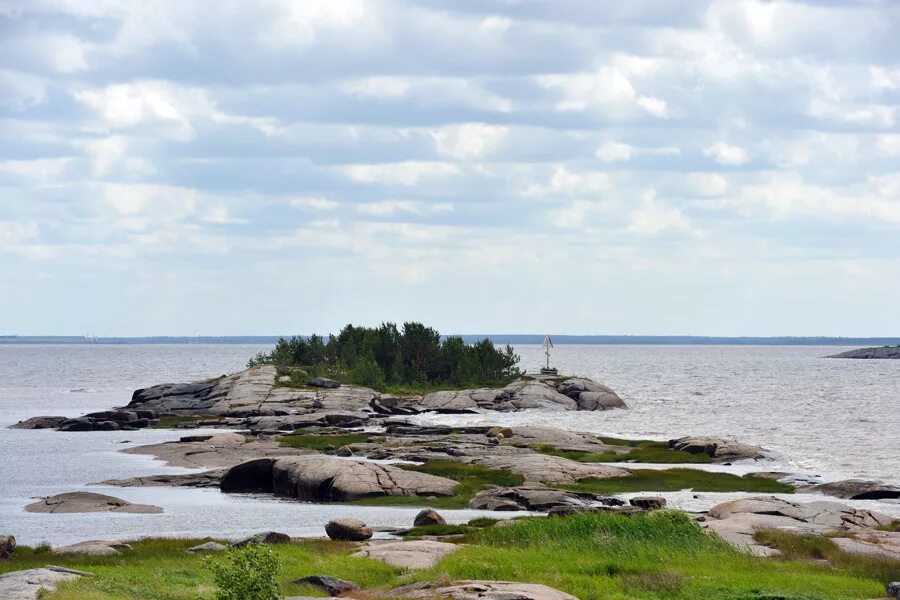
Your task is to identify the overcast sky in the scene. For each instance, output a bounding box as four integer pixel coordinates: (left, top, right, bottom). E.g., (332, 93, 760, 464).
(1, 1, 899, 337)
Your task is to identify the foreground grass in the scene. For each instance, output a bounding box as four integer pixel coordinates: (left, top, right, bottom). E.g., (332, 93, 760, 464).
(5, 512, 892, 599)
(350, 460, 524, 509)
(559, 468, 794, 494)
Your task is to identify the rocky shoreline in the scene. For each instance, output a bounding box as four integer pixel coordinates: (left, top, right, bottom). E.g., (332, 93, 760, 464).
(4, 366, 900, 599)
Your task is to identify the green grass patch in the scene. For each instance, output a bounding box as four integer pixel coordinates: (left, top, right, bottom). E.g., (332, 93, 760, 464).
(531, 440, 712, 464)
(557, 468, 794, 494)
(151, 415, 223, 429)
(754, 528, 900, 583)
(275, 433, 377, 451)
(2, 512, 894, 599)
(402, 517, 499, 540)
(876, 520, 900, 532)
(351, 460, 525, 509)
(412, 511, 887, 599)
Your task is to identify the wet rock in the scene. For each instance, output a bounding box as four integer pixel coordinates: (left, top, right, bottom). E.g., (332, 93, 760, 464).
(308, 377, 341, 389)
(802, 479, 900, 500)
(54, 540, 132, 556)
(828, 346, 900, 359)
(8, 416, 68, 429)
(390, 580, 578, 600)
(353, 540, 458, 568)
(0, 566, 90, 599)
(186, 542, 228, 553)
(629, 496, 666, 510)
(25, 492, 162, 514)
(0, 535, 14, 559)
(59, 417, 94, 432)
(231, 531, 291, 547)
(668, 436, 764, 461)
(469, 485, 620, 512)
(101, 469, 224, 488)
(295, 575, 360, 596)
(326, 519, 372, 541)
(414, 508, 446, 527)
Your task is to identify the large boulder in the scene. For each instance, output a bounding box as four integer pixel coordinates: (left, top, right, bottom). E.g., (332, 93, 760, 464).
(389, 580, 578, 600)
(0, 535, 14, 560)
(295, 575, 360, 596)
(629, 496, 666, 510)
(308, 377, 341, 389)
(668, 436, 764, 462)
(557, 378, 627, 410)
(221, 455, 457, 502)
(25, 492, 162, 514)
(325, 519, 372, 541)
(186, 542, 227, 553)
(803, 479, 900, 500)
(469, 485, 621, 512)
(413, 508, 446, 527)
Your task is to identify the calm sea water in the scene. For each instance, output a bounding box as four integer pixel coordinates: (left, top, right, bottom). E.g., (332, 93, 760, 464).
(1, 343, 897, 545)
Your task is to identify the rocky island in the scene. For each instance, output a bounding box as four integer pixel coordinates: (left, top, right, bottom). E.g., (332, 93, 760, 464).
(828, 345, 900, 359)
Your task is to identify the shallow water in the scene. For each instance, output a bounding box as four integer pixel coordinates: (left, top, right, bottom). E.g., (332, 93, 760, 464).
(1, 343, 898, 545)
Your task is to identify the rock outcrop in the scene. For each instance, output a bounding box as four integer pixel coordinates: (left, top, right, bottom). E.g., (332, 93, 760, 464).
(801, 479, 900, 500)
(469, 486, 622, 512)
(231, 531, 291, 547)
(704, 496, 898, 557)
(0, 567, 91, 600)
(389, 581, 579, 600)
(296, 575, 360, 596)
(53, 540, 132, 556)
(25, 492, 162, 514)
(221, 455, 458, 502)
(353, 540, 460, 569)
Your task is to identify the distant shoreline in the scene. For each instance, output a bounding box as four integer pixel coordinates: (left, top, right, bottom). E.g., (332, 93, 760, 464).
(2, 335, 900, 346)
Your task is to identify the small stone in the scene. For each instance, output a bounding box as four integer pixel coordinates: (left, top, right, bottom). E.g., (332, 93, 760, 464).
(629, 496, 667, 510)
(325, 518, 372, 541)
(230, 531, 291, 547)
(413, 508, 447, 527)
(186, 541, 228, 553)
(0, 534, 15, 559)
(296, 575, 361, 596)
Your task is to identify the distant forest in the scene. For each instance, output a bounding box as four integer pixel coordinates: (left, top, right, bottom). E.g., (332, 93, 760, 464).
(4, 335, 900, 346)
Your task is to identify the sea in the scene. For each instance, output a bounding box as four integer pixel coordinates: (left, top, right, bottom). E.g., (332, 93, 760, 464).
(1, 343, 898, 546)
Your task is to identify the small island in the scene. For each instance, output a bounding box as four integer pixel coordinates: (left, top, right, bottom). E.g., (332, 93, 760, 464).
(827, 345, 900, 359)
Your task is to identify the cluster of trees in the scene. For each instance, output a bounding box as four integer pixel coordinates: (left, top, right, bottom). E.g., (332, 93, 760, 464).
(249, 322, 521, 389)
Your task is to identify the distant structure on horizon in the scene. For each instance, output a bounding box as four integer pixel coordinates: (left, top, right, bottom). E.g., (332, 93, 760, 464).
(540, 334, 558, 375)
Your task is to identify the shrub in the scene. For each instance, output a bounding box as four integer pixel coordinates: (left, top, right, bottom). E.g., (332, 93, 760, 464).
(207, 543, 281, 600)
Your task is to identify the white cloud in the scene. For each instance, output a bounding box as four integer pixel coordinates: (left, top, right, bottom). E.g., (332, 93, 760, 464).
(628, 191, 699, 236)
(524, 166, 612, 197)
(704, 142, 749, 166)
(357, 200, 454, 216)
(538, 67, 668, 118)
(686, 173, 729, 197)
(290, 196, 340, 211)
(432, 123, 508, 160)
(595, 141, 633, 163)
(340, 161, 462, 186)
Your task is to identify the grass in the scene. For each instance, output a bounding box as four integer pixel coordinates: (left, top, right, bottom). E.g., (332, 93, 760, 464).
(3, 512, 893, 599)
(275, 432, 379, 452)
(557, 468, 794, 494)
(401, 518, 498, 540)
(531, 439, 713, 464)
(151, 415, 223, 429)
(876, 520, 900, 532)
(754, 528, 900, 584)
(351, 460, 525, 509)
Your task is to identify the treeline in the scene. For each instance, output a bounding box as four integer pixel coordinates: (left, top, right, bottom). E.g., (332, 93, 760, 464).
(248, 322, 521, 389)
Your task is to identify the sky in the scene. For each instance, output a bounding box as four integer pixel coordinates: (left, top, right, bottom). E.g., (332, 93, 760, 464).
(1, 0, 899, 337)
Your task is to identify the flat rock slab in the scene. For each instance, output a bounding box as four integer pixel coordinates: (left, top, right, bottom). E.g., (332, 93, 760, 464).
(704, 496, 897, 557)
(25, 492, 162, 514)
(53, 540, 133, 556)
(353, 540, 461, 569)
(390, 580, 579, 600)
(0, 567, 90, 600)
(123, 433, 307, 469)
